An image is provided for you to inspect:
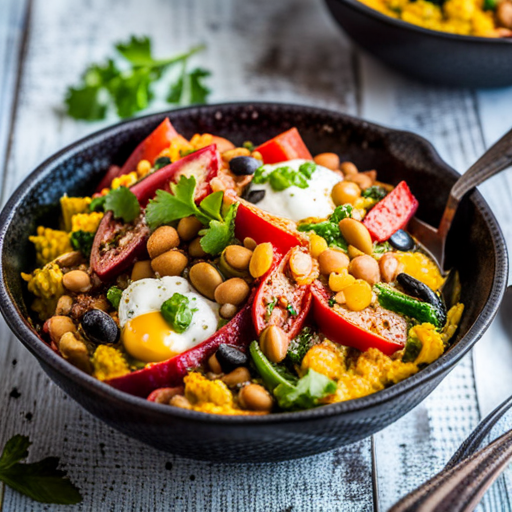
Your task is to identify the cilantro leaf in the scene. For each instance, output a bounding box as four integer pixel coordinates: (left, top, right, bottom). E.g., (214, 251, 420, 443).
(273, 369, 337, 410)
(104, 186, 140, 223)
(70, 230, 95, 258)
(199, 203, 238, 255)
(161, 293, 196, 333)
(167, 65, 211, 106)
(115, 35, 153, 67)
(89, 195, 106, 212)
(64, 36, 208, 121)
(199, 191, 224, 221)
(107, 286, 123, 309)
(65, 85, 107, 121)
(0, 435, 82, 504)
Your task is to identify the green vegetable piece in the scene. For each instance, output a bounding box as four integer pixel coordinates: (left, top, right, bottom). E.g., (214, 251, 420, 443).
(252, 166, 268, 185)
(161, 293, 197, 333)
(265, 298, 278, 320)
(0, 435, 82, 504)
(69, 230, 95, 258)
(104, 186, 140, 223)
(484, 0, 498, 9)
(287, 327, 317, 366)
(154, 156, 171, 170)
(374, 283, 441, 327)
(330, 204, 353, 223)
(299, 161, 317, 179)
(361, 186, 388, 201)
(373, 241, 392, 255)
(287, 304, 298, 316)
(243, 141, 255, 152)
(107, 286, 123, 309)
(298, 221, 348, 251)
(89, 195, 106, 212)
(402, 333, 423, 363)
(199, 202, 238, 256)
(250, 341, 297, 391)
(274, 369, 337, 410)
(168, 66, 211, 106)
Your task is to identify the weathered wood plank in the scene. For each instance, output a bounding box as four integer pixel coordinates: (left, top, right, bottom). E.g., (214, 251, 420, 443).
(0, 1, 374, 511)
(357, 53, 496, 511)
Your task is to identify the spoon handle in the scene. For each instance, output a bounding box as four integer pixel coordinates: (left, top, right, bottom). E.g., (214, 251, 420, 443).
(389, 428, 512, 512)
(438, 127, 512, 238)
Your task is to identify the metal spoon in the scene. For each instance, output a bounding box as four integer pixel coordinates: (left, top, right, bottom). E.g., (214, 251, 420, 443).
(408, 127, 512, 271)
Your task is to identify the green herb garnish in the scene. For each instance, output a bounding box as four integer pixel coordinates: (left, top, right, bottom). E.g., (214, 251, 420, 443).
(286, 304, 298, 316)
(69, 230, 95, 258)
(107, 286, 123, 309)
(361, 186, 388, 201)
(373, 241, 392, 255)
(89, 195, 106, 212)
(0, 435, 82, 504)
(243, 141, 255, 152)
(154, 156, 171, 170)
(65, 36, 209, 120)
(161, 293, 197, 333)
(266, 298, 278, 320)
(145, 176, 237, 255)
(253, 162, 316, 192)
(104, 186, 140, 223)
(287, 326, 317, 366)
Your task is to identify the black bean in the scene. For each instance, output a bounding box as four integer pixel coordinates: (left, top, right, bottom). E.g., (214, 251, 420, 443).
(154, 156, 171, 170)
(216, 344, 248, 373)
(229, 156, 261, 176)
(389, 229, 415, 251)
(82, 309, 120, 345)
(247, 190, 266, 204)
(397, 273, 447, 326)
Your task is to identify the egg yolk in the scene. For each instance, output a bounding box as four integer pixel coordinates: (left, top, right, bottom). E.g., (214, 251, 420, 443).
(122, 311, 179, 363)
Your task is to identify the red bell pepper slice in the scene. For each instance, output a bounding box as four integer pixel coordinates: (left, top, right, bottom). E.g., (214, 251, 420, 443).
(252, 247, 313, 338)
(91, 146, 220, 281)
(95, 118, 179, 192)
(234, 202, 305, 256)
(255, 128, 312, 164)
(131, 144, 220, 207)
(363, 181, 418, 242)
(311, 281, 405, 356)
(107, 298, 256, 398)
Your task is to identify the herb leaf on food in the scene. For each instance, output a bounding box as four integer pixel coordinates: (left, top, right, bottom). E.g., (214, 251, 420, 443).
(70, 230, 95, 258)
(199, 203, 238, 256)
(0, 435, 82, 504)
(107, 286, 123, 309)
(161, 293, 197, 333)
(104, 186, 140, 223)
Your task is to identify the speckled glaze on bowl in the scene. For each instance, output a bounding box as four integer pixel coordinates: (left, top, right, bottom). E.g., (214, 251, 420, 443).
(0, 103, 507, 462)
(324, 0, 512, 88)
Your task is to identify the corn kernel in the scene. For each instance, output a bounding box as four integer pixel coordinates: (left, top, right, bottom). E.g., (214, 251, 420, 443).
(136, 159, 151, 178)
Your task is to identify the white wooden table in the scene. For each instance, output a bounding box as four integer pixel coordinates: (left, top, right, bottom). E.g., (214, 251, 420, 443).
(1, 1, 512, 510)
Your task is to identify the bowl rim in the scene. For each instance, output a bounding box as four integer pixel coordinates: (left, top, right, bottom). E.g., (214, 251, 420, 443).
(326, 0, 512, 45)
(0, 101, 507, 425)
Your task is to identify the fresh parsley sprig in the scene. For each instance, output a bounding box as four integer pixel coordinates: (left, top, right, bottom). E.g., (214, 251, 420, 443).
(0, 435, 82, 504)
(65, 36, 210, 120)
(90, 186, 140, 223)
(145, 175, 238, 255)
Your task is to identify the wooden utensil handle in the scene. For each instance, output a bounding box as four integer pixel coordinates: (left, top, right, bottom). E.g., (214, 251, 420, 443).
(389, 428, 512, 512)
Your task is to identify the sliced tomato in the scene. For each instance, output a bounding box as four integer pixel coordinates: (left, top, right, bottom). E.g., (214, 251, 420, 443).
(311, 280, 405, 356)
(255, 127, 312, 164)
(131, 144, 220, 207)
(252, 247, 313, 339)
(91, 146, 221, 281)
(234, 202, 305, 256)
(107, 297, 256, 397)
(95, 118, 179, 192)
(363, 181, 418, 242)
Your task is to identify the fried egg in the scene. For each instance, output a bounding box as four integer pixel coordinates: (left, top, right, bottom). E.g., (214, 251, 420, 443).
(250, 159, 342, 222)
(119, 277, 220, 363)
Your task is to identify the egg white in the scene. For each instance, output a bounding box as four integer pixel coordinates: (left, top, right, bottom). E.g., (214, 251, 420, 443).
(119, 277, 220, 360)
(251, 159, 342, 222)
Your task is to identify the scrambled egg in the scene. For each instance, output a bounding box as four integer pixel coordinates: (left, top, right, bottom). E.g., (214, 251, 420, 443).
(359, 0, 498, 37)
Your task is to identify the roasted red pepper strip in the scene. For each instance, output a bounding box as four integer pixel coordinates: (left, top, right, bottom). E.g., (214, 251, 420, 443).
(255, 127, 312, 164)
(107, 298, 256, 397)
(234, 202, 305, 256)
(95, 118, 179, 192)
(131, 144, 220, 207)
(91, 146, 220, 281)
(252, 247, 313, 338)
(363, 181, 418, 242)
(311, 281, 404, 356)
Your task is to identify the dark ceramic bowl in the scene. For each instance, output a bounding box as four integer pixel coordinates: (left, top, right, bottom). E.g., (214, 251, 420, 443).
(0, 103, 507, 462)
(324, 0, 512, 87)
